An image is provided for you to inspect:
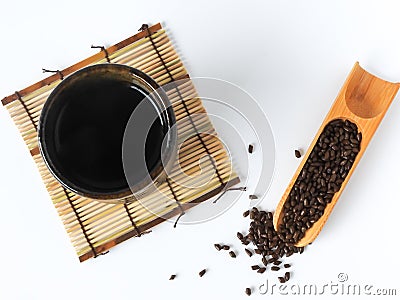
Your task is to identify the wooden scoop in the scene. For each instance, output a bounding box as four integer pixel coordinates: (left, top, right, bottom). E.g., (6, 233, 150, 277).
(273, 62, 400, 247)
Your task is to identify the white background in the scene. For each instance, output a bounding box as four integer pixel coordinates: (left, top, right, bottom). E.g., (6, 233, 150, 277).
(1, 0, 400, 299)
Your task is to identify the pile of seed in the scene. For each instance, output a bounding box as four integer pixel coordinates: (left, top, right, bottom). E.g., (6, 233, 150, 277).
(278, 119, 362, 243)
(235, 119, 362, 288)
(239, 207, 300, 283)
(173, 119, 363, 296)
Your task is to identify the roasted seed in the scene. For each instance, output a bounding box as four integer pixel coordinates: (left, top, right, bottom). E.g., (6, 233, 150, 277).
(243, 210, 250, 217)
(262, 256, 268, 266)
(284, 263, 291, 268)
(279, 119, 361, 244)
(295, 149, 302, 158)
(271, 266, 280, 271)
(251, 265, 260, 270)
(237, 232, 244, 240)
(245, 288, 251, 296)
(169, 274, 176, 280)
(214, 244, 222, 251)
(257, 267, 266, 274)
(248, 144, 254, 153)
(229, 251, 236, 258)
(278, 276, 286, 283)
(284, 271, 291, 281)
(249, 194, 258, 200)
(199, 269, 206, 277)
(245, 248, 253, 257)
(223, 245, 230, 250)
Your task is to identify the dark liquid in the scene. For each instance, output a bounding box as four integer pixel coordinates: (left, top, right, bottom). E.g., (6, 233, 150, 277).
(51, 77, 166, 194)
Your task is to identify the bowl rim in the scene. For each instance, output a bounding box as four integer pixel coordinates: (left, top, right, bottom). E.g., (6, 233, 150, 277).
(38, 63, 177, 201)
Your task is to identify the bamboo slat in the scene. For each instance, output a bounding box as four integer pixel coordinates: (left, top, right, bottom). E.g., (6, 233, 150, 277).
(1, 23, 239, 262)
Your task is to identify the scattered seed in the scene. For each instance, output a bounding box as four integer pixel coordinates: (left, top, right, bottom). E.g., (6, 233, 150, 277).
(243, 210, 250, 218)
(249, 195, 258, 200)
(245, 248, 253, 257)
(240, 128, 362, 296)
(169, 274, 176, 280)
(223, 245, 230, 250)
(245, 288, 251, 296)
(214, 244, 222, 251)
(199, 269, 206, 277)
(229, 251, 236, 258)
(237, 232, 244, 240)
(262, 257, 268, 266)
(284, 271, 290, 281)
(267, 258, 276, 264)
(251, 265, 260, 270)
(248, 144, 254, 154)
(257, 267, 266, 274)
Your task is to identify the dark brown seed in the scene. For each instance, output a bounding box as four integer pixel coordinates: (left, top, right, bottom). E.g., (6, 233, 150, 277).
(295, 149, 301, 158)
(262, 257, 268, 266)
(245, 288, 251, 296)
(278, 119, 361, 249)
(271, 266, 280, 271)
(248, 144, 254, 153)
(284, 263, 291, 268)
(214, 244, 222, 251)
(284, 271, 290, 281)
(257, 267, 266, 274)
(199, 269, 206, 277)
(249, 194, 258, 200)
(223, 245, 230, 250)
(250, 211, 255, 219)
(278, 276, 286, 283)
(254, 249, 262, 255)
(245, 248, 253, 257)
(243, 210, 250, 217)
(237, 232, 244, 240)
(169, 274, 176, 280)
(251, 265, 260, 270)
(267, 258, 276, 263)
(273, 260, 282, 265)
(229, 251, 236, 258)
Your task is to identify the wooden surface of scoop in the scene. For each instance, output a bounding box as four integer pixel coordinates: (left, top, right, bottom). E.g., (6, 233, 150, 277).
(273, 62, 400, 247)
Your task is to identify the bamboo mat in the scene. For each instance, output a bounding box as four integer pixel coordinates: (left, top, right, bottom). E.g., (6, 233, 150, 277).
(1, 23, 239, 262)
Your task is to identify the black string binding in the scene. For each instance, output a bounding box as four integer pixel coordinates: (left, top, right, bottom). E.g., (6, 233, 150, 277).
(148, 24, 225, 185)
(139, 24, 187, 228)
(142, 24, 225, 186)
(166, 178, 185, 228)
(42, 68, 64, 80)
(138, 24, 149, 32)
(139, 23, 227, 221)
(62, 187, 99, 258)
(123, 203, 142, 237)
(15, 91, 37, 131)
(91, 45, 111, 63)
(212, 186, 247, 204)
